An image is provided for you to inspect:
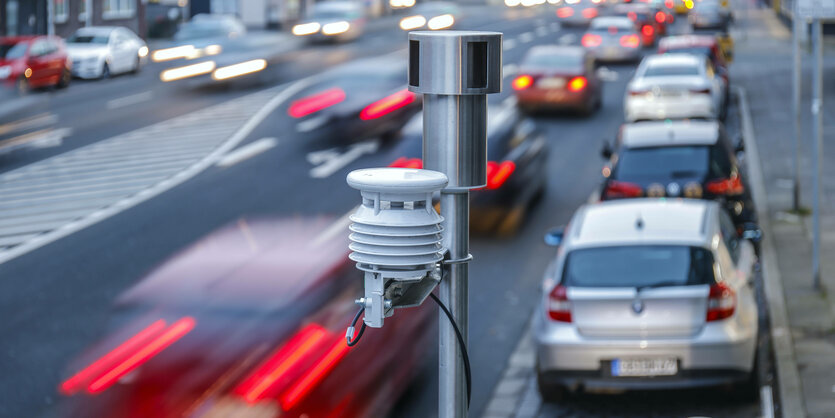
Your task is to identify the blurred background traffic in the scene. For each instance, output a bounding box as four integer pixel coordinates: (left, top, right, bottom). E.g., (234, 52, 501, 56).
(0, 0, 784, 417)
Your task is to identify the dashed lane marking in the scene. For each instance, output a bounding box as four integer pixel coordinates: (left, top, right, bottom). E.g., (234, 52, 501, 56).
(106, 91, 154, 110)
(536, 26, 549, 37)
(519, 32, 535, 43)
(308, 140, 380, 179)
(216, 137, 278, 167)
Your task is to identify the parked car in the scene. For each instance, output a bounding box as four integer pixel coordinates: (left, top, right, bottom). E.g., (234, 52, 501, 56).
(624, 53, 726, 121)
(512, 45, 602, 115)
(599, 120, 756, 225)
(58, 217, 434, 418)
(611, 3, 662, 46)
(555, 0, 600, 26)
(535, 198, 761, 401)
(0, 35, 71, 93)
(658, 34, 730, 103)
(66, 27, 148, 79)
(398, 2, 460, 31)
(581, 17, 642, 63)
(292, 1, 367, 43)
(285, 56, 420, 142)
(390, 104, 549, 235)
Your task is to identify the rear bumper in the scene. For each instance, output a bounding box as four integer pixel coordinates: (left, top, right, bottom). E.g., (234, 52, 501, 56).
(625, 95, 715, 121)
(537, 368, 750, 390)
(516, 88, 592, 110)
(587, 46, 641, 63)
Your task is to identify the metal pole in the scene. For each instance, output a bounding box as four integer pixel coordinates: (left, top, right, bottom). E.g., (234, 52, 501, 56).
(46, 0, 54, 36)
(792, 16, 803, 211)
(85, 0, 93, 27)
(811, 19, 822, 289)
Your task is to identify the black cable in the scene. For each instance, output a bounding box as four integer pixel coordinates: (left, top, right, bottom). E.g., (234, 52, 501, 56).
(429, 292, 472, 408)
(345, 306, 367, 347)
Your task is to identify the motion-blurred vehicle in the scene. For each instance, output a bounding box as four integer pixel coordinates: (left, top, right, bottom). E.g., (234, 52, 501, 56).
(555, 0, 599, 26)
(581, 17, 642, 63)
(659, 34, 730, 103)
(534, 198, 761, 401)
(611, 4, 662, 45)
(688, 0, 728, 29)
(390, 0, 417, 9)
(286, 56, 420, 141)
(58, 217, 434, 418)
(391, 105, 548, 235)
(648, 0, 676, 26)
(0, 35, 71, 93)
(599, 120, 756, 224)
(151, 14, 245, 64)
(512, 46, 602, 115)
(624, 53, 726, 121)
(672, 0, 694, 14)
(398, 2, 460, 31)
(292, 2, 366, 43)
(66, 27, 148, 79)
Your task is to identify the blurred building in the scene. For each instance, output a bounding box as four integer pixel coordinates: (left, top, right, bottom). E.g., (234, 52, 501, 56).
(188, 0, 302, 29)
(0, 0, 146, 38)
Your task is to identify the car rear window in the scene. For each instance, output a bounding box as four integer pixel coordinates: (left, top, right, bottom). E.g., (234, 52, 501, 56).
(522, 52, 583, 69)
(642, 63, 700, 77)
(0, 42, 27, 59)
(615, 146, 709, 179)
(563, 245, 716, 288)
(590, 19, 632, 31)
(68, 34, 109, 44)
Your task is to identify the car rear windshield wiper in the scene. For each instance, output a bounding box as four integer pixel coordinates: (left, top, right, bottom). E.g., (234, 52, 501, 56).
(636, 280, 685, 293)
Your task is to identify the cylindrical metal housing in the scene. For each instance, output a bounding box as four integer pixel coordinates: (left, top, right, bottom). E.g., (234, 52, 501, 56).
(423, 94, 488, 189)
(408, 31, 503, 95)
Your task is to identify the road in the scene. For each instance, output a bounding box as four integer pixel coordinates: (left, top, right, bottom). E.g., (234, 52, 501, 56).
(0, 5, 769, 418)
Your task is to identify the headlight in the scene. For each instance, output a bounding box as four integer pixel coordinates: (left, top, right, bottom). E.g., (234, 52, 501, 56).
(0, 66, 11, 79)
(322, 21, 351, 35)
(293, 22, 321, 36)
(505, 0, 521, 6)
(152, 45, 195, 62)
(427, 14, 454, 30)
(160, 61, 216, 82)
(138, 46, 149, 58)
(204, 44, 222, 55)
(399, 15, 427, 30)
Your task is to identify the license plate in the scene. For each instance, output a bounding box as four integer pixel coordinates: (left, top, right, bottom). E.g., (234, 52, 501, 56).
(537, 77, 565, 88)
(611, 357, 677, 377)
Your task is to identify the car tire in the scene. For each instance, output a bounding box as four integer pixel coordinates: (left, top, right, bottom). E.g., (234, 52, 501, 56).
(729, 350, 760, 402)
(100, 62, 111, 79)
(57, 68, 71, 89)
(130, 56, 141, 74)
(537, 371, 568, 403)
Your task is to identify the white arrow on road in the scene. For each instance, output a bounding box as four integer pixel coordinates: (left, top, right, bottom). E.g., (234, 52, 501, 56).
(309, 140, 380, 178)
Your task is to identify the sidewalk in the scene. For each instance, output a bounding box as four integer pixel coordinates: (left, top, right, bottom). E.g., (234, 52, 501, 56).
(733, 5, 835, 418)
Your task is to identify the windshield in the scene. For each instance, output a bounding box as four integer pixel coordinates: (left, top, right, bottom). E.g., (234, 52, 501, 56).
(68, 33, 110, 44)
(616, 146, 709, 179)
(643, 63, 700, 77)
(523, 52, 582, 69)
(0, 42, 27, 59)
(563, 245, 716, 287)
(590, 20, 632, 31)
(174, 23, 229, 41)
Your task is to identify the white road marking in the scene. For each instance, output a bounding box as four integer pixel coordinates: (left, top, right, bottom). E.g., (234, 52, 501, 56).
(502, 64, 519, 79)
(106, 91, 154, 110)
(0, 113, 57, 136)
(760, 385, 774, 418)
(519, 32, 535, 43)
(536, 26, 549, 37)
(216, 137, 278, 167)
(550, 22, 560, 31)
(309, 140, 380, 179)
(503, 39, 518, 50)
(296, 114, 330, 133)
(0, 127, 71, 153)
(559, 33, 577, 45)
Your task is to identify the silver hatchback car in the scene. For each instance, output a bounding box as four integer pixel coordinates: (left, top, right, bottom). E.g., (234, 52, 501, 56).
(534, 198, 761, 401)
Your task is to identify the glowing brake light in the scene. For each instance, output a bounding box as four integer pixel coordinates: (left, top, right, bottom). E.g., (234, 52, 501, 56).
(685, 0, 694, 8)
(582, 34, 602, 47)
(706, 282, 736, 321)
(360, 89, 416, 120)
(582, 7, 598, 18)
(389, 157, 423, 169)
(557, 7, 574, 17)
(60, 317, 196, 395)
(620, 34, 640, 48)
(486, 161, 516, 190)
(628, 11, 637, 20)
(706, 174, 745, 195)
(656, 11, 666, 23)
(288, 88, 347, 118)
(548, 285, 572, 322)
(512, 75, 534, 90)
(642, 25, 654, 37)
(604, 180, 643, 198)
(567, 76, 587, 92)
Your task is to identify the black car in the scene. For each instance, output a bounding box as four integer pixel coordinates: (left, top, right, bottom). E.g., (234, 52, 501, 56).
(285, 57, 420, 142)
(599, 120, 755, 225)
(390, 105, 549, 235)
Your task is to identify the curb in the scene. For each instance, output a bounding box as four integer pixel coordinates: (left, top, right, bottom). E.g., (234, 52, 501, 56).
(735, 86, 807, 417)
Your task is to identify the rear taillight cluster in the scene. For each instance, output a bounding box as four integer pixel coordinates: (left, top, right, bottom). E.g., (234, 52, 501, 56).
(512, 74, 534, 90)
(706, 174, 744, 196)
(548, 285, 572, 322)
(582, 34, 602, 47)
(707, 282, 736, 321)
(619, 34, 641, 48)
(582, 7, 598, 18)
(568, 76, 587, 92)
(656, 11, 666, 23)
(604, 180, 643, 199)
(288, 88, 347, 118)
(557, 7, 574, 17)
(642, 25, 654, 37)
(360, 89, 416, 120)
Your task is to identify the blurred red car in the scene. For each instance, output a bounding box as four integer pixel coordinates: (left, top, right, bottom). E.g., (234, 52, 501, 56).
(58, 217, 434, 418)
(0, 35, 71, 93)
(512, 46, 602, 115)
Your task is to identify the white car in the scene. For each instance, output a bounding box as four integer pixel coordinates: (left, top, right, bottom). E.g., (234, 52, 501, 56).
(624, 53, 726, 122)
(66, 27, 148, 79)
(292, 2, 366, 42)
(534, 198, 762, 401)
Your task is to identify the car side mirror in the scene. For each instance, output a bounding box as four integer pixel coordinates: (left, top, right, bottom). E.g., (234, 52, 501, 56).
(741, 222, 763, 243)
(734, 137, 744, 152)
(544, 226, 565, 247)
(601, 141, 613, 159)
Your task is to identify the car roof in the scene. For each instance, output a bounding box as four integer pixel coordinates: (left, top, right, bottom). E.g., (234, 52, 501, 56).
(568, 198, 715, 248)
(659, 35, 718, 49)
(590, 16, 634, 28)
(526, 45, 585, 57)
(643, 53, 703, 67)
(74, 26, 119, 34)
(620, 120, 720, 148)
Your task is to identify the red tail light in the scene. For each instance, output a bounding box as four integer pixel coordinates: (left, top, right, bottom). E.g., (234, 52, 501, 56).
(629, 89, 648, 96)
(288, 88, 346, 118)
(60, 317, 196, 395)
(582, 7, 598, 18)
(627, 11, 637, 21)
(582, 34, 602, 47)
(557, 7, 574, 17)
(689, 88, 711, 95)
(604, 180, 643, 198)
(665, 0, 673, 7)
(389, 157, 423, 169)
(512, 75, 534, 90)
(234, 323, 351, 410)
(707, 282, 736, 321)
(642, 25, 654, 37)
(706, 175, 745, 195)
(567, 76, 587, 92)
(548, 285, 572, 322)
(620, 34, 640, 48)
(486, 161, 516, 190)
(656, 11, 666, 23)
(359, 89, 416, 120)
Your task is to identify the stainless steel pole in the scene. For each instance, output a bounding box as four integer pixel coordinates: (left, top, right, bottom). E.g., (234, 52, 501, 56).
(812, 19, 822, 289)
(793, 16, 803, 211)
